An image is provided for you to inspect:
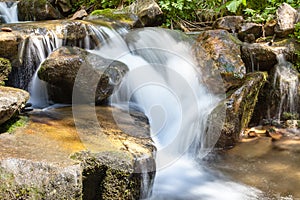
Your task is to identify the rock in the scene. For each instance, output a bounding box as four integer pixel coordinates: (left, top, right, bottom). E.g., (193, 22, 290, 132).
(0, 86, 29, 125)
(193, 29, 246, 92)
(0, 58, 11, 85)
(263, 20, 276, 37)
(241, 43, 277, 71)
(1, 27, 12, 32)
(275, 3, 298, 37)
(0, 31, 18, 62)
(213, 16, 244, 33)
(54, 0, 72, 14)
(0, 106, 155, 199)
(214, 72, 268, 148)
(70, 9, 88, 20)
(87, 8, 140, 29)
(266, 128, 283, 140)
(38, 46, 128, 104)
(128, 0, 163, 27)
(238, 22, 263, 41)
(17, 0, 63, 21)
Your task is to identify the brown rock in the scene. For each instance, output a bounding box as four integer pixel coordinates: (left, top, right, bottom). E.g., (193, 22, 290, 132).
(275, 3, 298, 37)
(1, 27, 12, 32)
(0, 86, 29, 125)
(213, 16, 244, 33)
(70, 9, 88, 20)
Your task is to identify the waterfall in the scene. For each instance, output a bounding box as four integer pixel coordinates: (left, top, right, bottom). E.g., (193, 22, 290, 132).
(26, 31, 62, 108)
(0, 2, 18, 23)
(85, 27, 262, 199)
(272, 53, 299, 121)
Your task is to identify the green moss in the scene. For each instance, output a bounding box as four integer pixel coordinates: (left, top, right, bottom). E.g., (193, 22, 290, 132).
(90, 9, 133, 22)
(0, 167, 44, 199)
(0, 58, 11, 86)
(0, 116, 29, 134)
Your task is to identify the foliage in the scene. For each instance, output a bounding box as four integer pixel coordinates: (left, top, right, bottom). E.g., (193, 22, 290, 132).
(292, 23, 300, 72)
(72, 0, 134, 12)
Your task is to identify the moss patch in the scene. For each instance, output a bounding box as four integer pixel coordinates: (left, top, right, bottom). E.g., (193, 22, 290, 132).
(0, 58, 11, 86)
(0, 116, 29, 134)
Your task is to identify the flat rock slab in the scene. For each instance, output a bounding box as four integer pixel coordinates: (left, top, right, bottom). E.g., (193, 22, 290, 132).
(0, 106, 155, 199)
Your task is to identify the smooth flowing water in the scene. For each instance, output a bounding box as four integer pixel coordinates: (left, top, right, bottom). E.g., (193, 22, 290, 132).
(0, 2, 18, 23)
(272, 53, 299, 121)
(87, 27, 263, 199)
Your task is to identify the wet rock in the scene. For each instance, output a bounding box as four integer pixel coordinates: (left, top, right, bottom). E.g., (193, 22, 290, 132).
(213, 16, 244, 33)
(38, 46, 128, 104)
(238, 22, 263, 41)
(214, 72, 268, 148)
(17, 0, 63, 21)
(0, 86, 29, 125)
(241, 43, 277, 72)
(128, 0, 163, 27)
(0, 106, 155, 199)
(275, 3, 298, 37)
(266, 128, 283, 140)
(0, 58, 11, 85)
(193, 29, 245, 92)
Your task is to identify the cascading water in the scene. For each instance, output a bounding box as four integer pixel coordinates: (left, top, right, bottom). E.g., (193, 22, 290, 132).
(272, 53, 299, 121)
(27, 31, 63, 108)
(86, 27, 262, 199)
(0, 2, 18, 23)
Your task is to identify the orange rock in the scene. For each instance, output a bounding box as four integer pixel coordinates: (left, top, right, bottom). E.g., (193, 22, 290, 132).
(1, 27, 12, 32)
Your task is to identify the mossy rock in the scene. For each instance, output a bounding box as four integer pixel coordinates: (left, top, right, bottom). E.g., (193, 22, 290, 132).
(0, 58, 11, 86)
(214, 71, 268, 148)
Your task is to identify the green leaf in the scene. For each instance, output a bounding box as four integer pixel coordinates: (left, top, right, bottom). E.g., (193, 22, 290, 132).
(226, 0, 243, 13)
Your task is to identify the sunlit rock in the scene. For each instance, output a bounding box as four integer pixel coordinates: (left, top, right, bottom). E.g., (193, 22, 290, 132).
(0, 58, 11, 85)
(275, 3, 299, 37)
(193, 29, 245, 92)
(0, 86, 29, 125)
(0, 106, 155, 199)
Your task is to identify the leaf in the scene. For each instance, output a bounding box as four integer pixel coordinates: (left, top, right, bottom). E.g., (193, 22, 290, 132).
(226, 0, 243, 13)
(242, 0, 247, 6)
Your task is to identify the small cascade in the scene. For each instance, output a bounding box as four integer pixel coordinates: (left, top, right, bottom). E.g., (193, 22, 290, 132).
(0, 2, 18, 23)
(272, 53, 299, 121)
(85, 27, 262, 199)
(25, 31, 62, 108)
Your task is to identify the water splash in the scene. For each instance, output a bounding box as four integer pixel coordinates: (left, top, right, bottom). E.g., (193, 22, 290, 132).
(272, 53, 299, 121)
(0, 2, 18, 23)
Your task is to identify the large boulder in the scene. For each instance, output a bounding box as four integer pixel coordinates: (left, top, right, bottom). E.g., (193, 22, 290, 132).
(0, 58, 11, 85)
(275, 3, 298, 37)
(0, 106, 155, 199)
(38, 46, 128, 104)
(238, 22, 263, 41)
(0, 86, 29, 125)
(17, 0, 63, 21)
(128, 0, 163, 27)
(193, 29, 246, 92)
(214, 72, 268, 148)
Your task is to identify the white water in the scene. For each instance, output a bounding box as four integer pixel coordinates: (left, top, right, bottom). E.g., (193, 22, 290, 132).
(27, 31, 62, 108)
(0, 2, 18, 23)
(88, 27, 262, 199)
(273, 53, 299, 120)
